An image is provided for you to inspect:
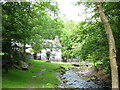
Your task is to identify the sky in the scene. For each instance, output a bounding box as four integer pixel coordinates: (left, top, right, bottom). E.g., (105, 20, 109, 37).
(1, 0, 93, 23)
(57, 0, 91, 23)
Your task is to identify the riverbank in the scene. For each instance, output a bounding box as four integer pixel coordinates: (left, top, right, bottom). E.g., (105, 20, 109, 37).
(2, 59, 72, 88)
(57, 64, 111, 89)
(2, 60, 111, 89)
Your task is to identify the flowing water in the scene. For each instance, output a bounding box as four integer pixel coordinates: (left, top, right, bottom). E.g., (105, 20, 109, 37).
(57, 64, 110, 89)
(61, 69, 103, 88)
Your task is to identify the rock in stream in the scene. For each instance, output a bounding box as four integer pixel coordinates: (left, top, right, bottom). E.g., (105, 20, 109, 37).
(58, 69, 109, 89)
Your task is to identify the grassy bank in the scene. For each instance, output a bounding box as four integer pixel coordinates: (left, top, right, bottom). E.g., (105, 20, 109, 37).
(2, 60, 72, 88)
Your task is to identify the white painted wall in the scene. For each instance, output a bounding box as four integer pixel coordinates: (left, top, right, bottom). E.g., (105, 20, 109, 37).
(40, 36, 62, 61)
(25, 36, 62, 61)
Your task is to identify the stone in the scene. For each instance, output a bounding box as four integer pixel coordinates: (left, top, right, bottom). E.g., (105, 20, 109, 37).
(69, 83, 73, 85)
(28, 62, 32, 66)
(81, 74, 84, 76)
(60, 72, 64, 75)
(60, 66, 66, 70)
(74, 80, 78, 82)
(62, 77, 66, 79)
(19, 61, 29, 70)
(46, 60, 51, 63)
(41, 69, 46, 71)
(22, 68, 28, 70)
(32, 76, 36, 77)
(21, 61, 28, 68)
(86, 80, 90, 82)
(72, 64, 79, 67)
(63, 80, 68, 83)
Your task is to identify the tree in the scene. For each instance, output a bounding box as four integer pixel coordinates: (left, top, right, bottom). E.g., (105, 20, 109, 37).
(2, 1, 62, 72)
(103, 2, 120, 83)
(2, 2, 32, 72)
(60, 20, 77, 61)
(95, 2, 119, 88)
(29, 2, 63, 58)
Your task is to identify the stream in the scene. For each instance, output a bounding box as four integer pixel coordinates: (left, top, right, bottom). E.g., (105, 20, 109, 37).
(59, 69, 103, 88)
(57, 64, 111, 89)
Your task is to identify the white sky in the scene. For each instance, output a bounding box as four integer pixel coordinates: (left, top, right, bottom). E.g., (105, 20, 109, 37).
(1, 0, 93, 23)
(57, 0, 92, 23)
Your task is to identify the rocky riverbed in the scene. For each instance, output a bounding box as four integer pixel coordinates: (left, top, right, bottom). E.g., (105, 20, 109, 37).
(57, 64, 111, 89)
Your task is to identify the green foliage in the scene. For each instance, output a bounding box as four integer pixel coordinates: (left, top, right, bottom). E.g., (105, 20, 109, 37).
(103, 2, 120, 65)
(60, 2, 120, 74)
(0, 52, 4, 55)
(2, 2, 33, 63)
(2, 1, 63, 64)
(28, 2, 63, 54)
(60, 20, 109, 60)
(3, 1, 119, 76)
(60, 20, 77, 59)
(60, 17, 110, 72)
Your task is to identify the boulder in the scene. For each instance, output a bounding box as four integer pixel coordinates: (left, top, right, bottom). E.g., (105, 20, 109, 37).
(62, 80, 68, 83)
(21, 61, 28, 68)
(72, 64, 79, 67)
(19, 61, 29, 70)
(46, 60, 51, 63)
(86, 79, 91, 82)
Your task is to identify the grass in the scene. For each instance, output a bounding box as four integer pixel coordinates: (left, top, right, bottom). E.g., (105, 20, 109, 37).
(51, 61, 72, 69)
(2, 59, 72, 88)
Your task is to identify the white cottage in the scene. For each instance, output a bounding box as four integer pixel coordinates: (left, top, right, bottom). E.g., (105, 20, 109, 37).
(40, 36, 62, 61)
(26, 36, 62, 61)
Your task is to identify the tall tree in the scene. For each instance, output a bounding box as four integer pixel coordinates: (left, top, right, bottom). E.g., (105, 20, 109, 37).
(2, 2, 32, 63)
(29, 2, 63, 57)
(95, 2, 119, 88)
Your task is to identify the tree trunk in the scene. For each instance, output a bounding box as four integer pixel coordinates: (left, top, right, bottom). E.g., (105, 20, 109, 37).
(95, 2, 119, 89)
(23, 43, 26, 60)
(33, 53, 37, 59)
